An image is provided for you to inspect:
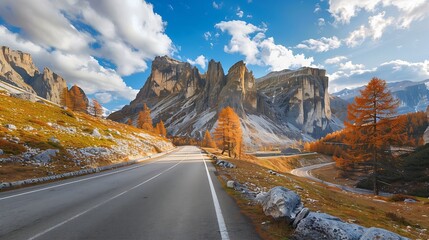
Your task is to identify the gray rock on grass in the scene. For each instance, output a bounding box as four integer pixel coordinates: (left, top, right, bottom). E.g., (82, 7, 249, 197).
(294, 212, 366, 240)
(33, 149, 59, 164)
(258, 186, 303, 223)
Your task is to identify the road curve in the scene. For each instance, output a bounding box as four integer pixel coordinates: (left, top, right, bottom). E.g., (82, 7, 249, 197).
(0, 146, 260, 240)
(290, 162, 390, 196)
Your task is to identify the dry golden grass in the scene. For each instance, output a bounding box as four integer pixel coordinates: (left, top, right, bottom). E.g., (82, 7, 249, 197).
(0, 94, 169, 182)
(205, 148, 429, 240)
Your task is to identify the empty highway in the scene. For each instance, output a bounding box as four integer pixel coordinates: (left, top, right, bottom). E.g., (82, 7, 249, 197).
(0, 146, 260, 240)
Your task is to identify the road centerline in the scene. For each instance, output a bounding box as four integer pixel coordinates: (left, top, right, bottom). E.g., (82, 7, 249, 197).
(27, 159, 183, 240)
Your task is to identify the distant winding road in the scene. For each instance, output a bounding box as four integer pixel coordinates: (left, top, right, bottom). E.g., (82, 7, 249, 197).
(290, 162, 390, 196)
(0, 146, 260, 240)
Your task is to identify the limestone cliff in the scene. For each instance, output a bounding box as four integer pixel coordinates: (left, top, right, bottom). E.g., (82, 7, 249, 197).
(257, 67, 335, 138)
(109, 56, 338, 146)
(0, 46, 67, 104)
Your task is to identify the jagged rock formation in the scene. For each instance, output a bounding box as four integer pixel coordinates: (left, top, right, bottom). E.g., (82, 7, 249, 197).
(256, 68, 337, 138)
(109, 56, 340, 146)
(0, 46, 67, 104)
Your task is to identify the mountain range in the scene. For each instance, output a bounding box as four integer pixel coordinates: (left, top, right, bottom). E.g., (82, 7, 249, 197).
(333, 80, 429, 114)
(108, 56, 342, 146)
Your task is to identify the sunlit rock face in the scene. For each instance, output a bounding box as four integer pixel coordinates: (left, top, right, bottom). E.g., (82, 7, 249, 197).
(257, 67, 334, 138)
(109, 56, 340, 146)
(0, 46, 67, 104)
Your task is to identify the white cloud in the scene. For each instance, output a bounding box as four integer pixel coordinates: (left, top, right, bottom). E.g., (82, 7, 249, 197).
(314, 3, 321, 13)
(95, 92, 113, 104)
(296, 36, 341, 52)
(339, 61, 365, 70)
(215, 20, 313, 71)
(328, 0, 429, 28)
(204, 31, 212, 41)
(237, 10, 244, 18)
(0, 0, 174, 102)
(325, 56, 348, 64)
(345, 25, 367, 47)
(329, 59, 429, 91)
(345, 11, 393, 47)
(318, 18, 326, 26)
(212, 1, 223, 9)
(187, 55, 208, 69)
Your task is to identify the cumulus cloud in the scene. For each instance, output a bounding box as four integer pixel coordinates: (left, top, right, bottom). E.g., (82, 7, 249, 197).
(328, 0, 429, 28)
(339, 61, 365, 70)
(296, 36, 341, 52)
(215, 20, 313, 71)
(236, 10, 244, 18)
(318, 18, 326, 26)
(330, 59, 429, 91)
(187, 55, 208, 69)
(95, 92, 113, 104)
(345, 11, 393, 47)
(0, 0, 173, 102)
(325, 56, 348, 65)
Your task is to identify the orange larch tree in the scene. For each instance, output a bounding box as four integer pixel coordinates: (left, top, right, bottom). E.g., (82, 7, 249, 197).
(213, 107, 242, 158)
(344, 77, 401, 195)
(137, 104, 154, 132)
(60, 87, 72, 109)
(156, 120, 167, 137)
(89, 99, 103, 118)
(202, 130, 216, 148)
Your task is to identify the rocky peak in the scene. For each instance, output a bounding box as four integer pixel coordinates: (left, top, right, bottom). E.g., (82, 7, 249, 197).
(1, 46, 39, 79)
(219, 60, 257, 113)
(204, 59, 226, 108)
(30, 67, 67, 104)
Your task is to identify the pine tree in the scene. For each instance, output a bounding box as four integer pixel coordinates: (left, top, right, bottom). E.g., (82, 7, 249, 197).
(202, 130, 216, 148)
(214, 107, 242, 158)
(344, 77, 400, 195)
(137, 104, 153, 132)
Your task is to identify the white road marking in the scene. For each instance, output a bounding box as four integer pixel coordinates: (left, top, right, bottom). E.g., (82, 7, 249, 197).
(0, 154, 174, 201)
(202, 153, 230, 240)
(28, 159, 183, 240)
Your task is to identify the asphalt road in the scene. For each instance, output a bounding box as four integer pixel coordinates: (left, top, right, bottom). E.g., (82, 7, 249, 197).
(290, 162, 391, 196)
(0, 146, 260, 240)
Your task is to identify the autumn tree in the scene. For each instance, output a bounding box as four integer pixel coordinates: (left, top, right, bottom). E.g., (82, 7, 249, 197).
(126, 118, 133, 126)
(60, 87, 72, 109)
(344, 77, 400, 195)
(89, 99, 103, 118)
(155, 120, 167, 137)
(69, 85, 88, 112)
(137, 104, 153, 132)
(202, 130, 216, 148)
(214, 107, 242, 158)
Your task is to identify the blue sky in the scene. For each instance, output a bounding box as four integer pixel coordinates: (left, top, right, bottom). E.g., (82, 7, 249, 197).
(0, 0, 428, 110)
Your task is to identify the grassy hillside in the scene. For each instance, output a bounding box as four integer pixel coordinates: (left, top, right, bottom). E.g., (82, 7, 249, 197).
(0, 93, 174, 182)
(205, 148, 429, 240)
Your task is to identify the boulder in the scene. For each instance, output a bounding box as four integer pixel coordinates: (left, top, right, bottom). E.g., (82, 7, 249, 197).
(294, 212, 366, 240)
(23, 126, 35, 131)
(5, 124, 17, 130)
(360, 227, 409, 240)
(216, 159, 236, 168)
(49, 137, 60, 144)
(91, 128, 101, 138)
(292, 207, 310, 228)
(258, 186, 303, 222)
(227, 180, 235, 188)
(33, 149, 59, 164)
